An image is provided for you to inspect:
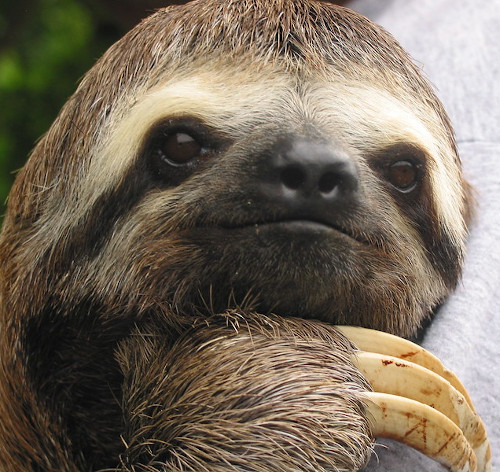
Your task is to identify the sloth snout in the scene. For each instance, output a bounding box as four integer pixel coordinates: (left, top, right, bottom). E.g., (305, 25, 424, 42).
(262, 139, 359, 217)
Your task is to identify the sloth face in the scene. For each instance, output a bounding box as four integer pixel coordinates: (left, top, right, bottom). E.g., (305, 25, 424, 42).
(73, 66, 469, 337)
(1, 1, 472, 338)
(54, 64, 463, 334)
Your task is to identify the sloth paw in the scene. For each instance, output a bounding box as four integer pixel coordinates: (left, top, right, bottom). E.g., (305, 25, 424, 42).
(337, 326, 492, 472)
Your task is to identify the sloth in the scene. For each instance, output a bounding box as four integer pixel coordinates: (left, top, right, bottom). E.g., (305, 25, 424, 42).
(0, 0, 486, 471)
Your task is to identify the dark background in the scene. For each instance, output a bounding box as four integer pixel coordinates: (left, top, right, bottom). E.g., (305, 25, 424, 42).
(0, 0, 345, 217)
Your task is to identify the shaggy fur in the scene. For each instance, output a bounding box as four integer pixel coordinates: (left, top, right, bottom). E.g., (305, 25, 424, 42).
(0, 0, 472, 470)
(118, 314, 372, 471)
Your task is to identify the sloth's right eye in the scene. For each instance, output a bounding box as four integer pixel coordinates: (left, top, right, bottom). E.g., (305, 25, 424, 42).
(143, 119, 220, 186)
(160, 132, 205, 166)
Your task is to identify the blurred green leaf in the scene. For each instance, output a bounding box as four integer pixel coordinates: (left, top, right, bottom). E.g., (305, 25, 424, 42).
(0, 0, 121, 220)
(0, 52, 24, 90)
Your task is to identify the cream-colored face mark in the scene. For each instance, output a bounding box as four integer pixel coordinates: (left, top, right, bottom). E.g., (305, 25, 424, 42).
(80, 69, 291, 209)
(72, 66, 465, 246)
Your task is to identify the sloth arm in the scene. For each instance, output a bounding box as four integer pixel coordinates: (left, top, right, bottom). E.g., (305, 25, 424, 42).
(114, 314, 490, 472)
(115, 313, 372, 472)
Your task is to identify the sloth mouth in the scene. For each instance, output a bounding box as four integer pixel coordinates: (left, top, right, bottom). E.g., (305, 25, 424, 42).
(254, 219, 345, 233)
(221, 218, 366, 244)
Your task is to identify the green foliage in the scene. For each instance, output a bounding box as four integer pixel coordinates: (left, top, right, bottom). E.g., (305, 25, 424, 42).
(0, 0, 118, 217)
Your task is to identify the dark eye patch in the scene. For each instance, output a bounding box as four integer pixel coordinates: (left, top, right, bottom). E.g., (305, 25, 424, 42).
(367, 142, 460, 286)
(142, 117, 226, 186)
(371, 143, 426, 195)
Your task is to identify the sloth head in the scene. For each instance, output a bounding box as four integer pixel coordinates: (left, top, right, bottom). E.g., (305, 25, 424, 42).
(1, 0, 472, 337)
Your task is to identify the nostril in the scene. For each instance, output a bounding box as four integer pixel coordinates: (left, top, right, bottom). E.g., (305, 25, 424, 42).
(318, 172, 338, 194)
(281, 165, 306, 190)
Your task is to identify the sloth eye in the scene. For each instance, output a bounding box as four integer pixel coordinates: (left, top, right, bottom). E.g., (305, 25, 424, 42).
(373, 144, 425, 194)
(387, 160, 421, 192)
(160, 132, 205, 166)
(144, 118, 225, 186)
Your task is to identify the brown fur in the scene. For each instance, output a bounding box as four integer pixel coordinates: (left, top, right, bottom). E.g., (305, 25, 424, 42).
(118, 313, 372, 471)
(0, 0, 472, 470)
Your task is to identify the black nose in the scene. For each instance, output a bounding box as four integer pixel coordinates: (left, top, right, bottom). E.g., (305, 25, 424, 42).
(260, 139, 359, 220)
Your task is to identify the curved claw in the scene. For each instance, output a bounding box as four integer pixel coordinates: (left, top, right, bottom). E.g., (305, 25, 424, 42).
(365, 392, 477, 472)
(336, 326, 473, 406)
(336, 326, 492, 472)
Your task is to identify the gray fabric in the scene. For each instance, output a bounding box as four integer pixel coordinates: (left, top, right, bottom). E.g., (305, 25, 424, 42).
(343, 0, 500, 470)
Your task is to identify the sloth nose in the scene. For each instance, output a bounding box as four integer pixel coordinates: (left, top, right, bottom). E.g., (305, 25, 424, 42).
(265, 140, 359, 215)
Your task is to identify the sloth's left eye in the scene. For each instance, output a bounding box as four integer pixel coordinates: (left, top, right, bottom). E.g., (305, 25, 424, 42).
(387, 160, 420, 192)
(373, 144, 425, 194)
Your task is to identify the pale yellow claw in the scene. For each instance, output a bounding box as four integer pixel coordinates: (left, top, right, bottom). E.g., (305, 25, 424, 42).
(365, 392, 477, 472)
(336, 326, 492, 472)
(336, 326, 473, 405)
